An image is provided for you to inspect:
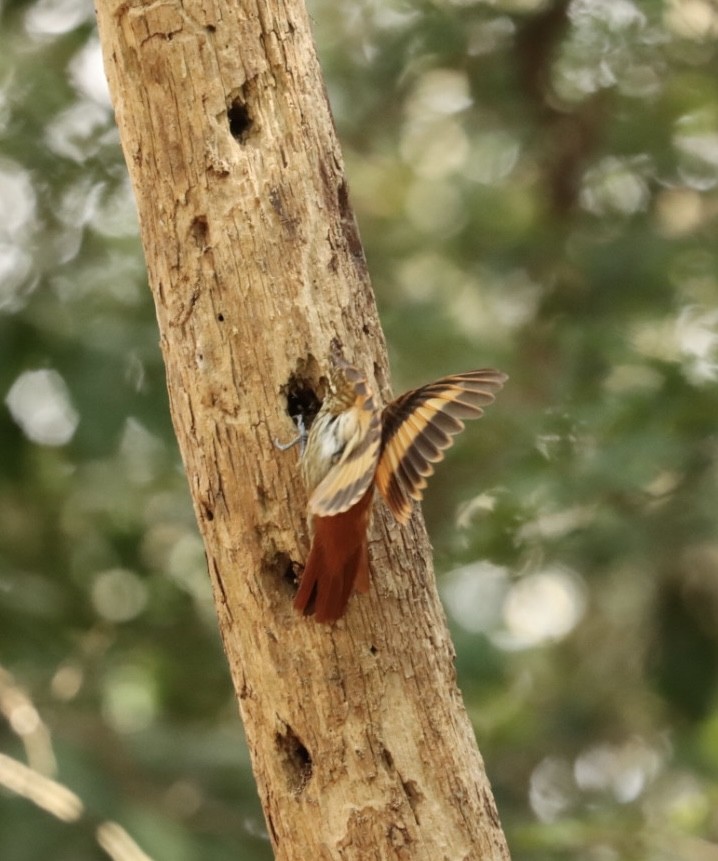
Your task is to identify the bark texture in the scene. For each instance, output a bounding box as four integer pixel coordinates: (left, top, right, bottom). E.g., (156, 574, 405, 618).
(94, 1, 511, 858)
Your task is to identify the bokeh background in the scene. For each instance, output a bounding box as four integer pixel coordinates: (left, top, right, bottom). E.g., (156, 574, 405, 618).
(2, 0, 718, 858)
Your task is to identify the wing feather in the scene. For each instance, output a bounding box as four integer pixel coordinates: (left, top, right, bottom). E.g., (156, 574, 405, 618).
(414, 402, 464, 435)
(376, 369, 507, 523)
(308, 372, 382, 517)
(402, 414, 440, 464)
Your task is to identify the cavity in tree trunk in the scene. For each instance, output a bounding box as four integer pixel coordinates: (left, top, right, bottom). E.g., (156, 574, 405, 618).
(94, 0, 511, 858)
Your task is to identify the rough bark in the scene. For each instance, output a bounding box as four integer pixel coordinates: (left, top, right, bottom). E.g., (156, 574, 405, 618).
(94, 1, 511, 858)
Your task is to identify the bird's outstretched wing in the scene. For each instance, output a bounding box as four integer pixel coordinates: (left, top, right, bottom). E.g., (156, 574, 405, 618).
(375, 369, 507, 524)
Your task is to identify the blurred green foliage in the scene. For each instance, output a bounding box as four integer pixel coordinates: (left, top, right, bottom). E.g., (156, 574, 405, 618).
(1, 0, 718, 858)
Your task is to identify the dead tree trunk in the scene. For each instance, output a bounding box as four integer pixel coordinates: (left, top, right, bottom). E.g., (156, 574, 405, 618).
(94, 0, 511, 858)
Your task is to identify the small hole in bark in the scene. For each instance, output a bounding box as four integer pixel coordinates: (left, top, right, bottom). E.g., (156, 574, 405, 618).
(281, 370, 322, 431)
(276, 725, 313, 794)
(203, 505, 214, 522)
(228, 100, 252, 142)
(217, 313, 224, 322)
(381, 745, 394, 770)
(401, 779, 424, 822)
(206, 24, 216, 33)
(369, 644, 378, 656)
(266, 552, 300, 592)
(190, 215, 208, 247)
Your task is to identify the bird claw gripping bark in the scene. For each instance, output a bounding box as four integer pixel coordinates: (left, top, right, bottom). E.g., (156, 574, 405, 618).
(280, 351, 508, 623)
(274, 414, 308, 456)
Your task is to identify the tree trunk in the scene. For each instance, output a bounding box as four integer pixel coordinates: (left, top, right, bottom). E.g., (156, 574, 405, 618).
(94, 1, 511, 858)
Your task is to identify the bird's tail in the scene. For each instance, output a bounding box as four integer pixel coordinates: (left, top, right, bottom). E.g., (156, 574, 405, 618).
(294, 489, 373, 623)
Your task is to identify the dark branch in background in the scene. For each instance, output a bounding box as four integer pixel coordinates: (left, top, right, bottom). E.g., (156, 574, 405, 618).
(515, 0, 608, 218)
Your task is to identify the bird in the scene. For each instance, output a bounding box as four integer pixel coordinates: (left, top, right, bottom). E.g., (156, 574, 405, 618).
(278, 344, 507, 623)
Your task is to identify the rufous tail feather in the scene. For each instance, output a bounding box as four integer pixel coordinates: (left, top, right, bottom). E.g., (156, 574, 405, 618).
(293, 488, 373, 623)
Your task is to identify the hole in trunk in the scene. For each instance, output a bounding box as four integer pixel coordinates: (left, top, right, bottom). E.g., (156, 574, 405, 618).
(276, 724, 313, 794)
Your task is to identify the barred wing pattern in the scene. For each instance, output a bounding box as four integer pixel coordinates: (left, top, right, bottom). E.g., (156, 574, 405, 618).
(375, 370, 508, 524)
